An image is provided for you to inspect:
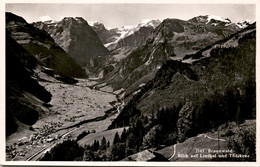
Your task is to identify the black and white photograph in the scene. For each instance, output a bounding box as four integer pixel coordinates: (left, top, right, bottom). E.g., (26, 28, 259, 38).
(2, 0, 258, 164)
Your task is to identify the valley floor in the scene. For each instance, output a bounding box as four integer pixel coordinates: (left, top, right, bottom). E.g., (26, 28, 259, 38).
(6, 73, 122, 161)
(5, 70, 256, 162)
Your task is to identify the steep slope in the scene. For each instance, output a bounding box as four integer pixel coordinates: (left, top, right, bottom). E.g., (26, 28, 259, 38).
(6, 12, 86, 78)
(109, 23, 256, 144)
(183, 22, 256, 63)
(142, 22, 255, 116)
(106, 24, 255, 161)
(106, 16, 243, 94)
(6, 32, 52, 136)
(33, 17, 109, 72)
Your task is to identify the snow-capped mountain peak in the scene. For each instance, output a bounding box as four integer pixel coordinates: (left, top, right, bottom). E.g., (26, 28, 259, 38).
(189, 15, 231, 25)
(112, 25, 135, 43)
(237, 19, 254, 24)
(120, 25, 135, 31)
(189, 15, 253, 29)
(117, 19, 161, 36)
(205, 15, 231, 24)
(104, 20, 161, 48)
(137, 19, 161, 28)
(236, 19, 254, 28)
(139, 19, 153, 24)
(88, 21, 101, 26)
(38, 15, 53, 22)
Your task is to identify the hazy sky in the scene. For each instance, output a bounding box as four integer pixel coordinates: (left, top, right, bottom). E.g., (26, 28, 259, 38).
(6, 3, 256, 28)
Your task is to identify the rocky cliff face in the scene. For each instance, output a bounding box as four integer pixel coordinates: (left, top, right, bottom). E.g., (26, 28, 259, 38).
(34, 17, 109, 72)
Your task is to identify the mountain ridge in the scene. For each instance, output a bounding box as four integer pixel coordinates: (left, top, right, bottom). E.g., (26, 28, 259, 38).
(108, 23, 255, 155)
(104, 16, 246, 96)
(33, 16, 109, 75)
(6, 12, 86, 78)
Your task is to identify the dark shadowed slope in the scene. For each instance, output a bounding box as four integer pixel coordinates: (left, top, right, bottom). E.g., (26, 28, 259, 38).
(6, 32, 52, 136)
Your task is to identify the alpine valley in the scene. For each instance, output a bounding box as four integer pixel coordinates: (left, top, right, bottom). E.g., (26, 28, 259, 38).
(5, 12, 256, 162)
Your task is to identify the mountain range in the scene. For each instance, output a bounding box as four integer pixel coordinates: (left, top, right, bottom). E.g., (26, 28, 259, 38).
(104, 15, 248, 96)
(33, 15, 251, 82)
(35, 18, 161, 77)
(109, 22, 256, 153)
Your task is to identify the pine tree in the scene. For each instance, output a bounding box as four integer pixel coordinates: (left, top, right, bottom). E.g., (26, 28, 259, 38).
(120, 128, 127, 143)
(113, 131, 120, 144)
(92, 140, 100, 151)
(111, 143, 126, 160)
(101, 136, 107, 150)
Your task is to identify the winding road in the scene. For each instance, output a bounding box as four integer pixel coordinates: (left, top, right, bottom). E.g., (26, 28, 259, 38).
(167, 133, 226, 161)
(168, 144, 176, 160)
(197, 133, 226, 142)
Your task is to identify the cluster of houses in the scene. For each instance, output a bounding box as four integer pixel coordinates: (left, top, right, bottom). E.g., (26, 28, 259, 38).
(6, 121, 65, 159)
(6, 147, 26, 158)
(40, 121, 63, 135)
(64, 114, 85, 122)
(6, 133, 63, 158)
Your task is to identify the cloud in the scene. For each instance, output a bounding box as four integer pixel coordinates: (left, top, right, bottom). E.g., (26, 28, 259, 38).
(38, 15, 53, 22)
